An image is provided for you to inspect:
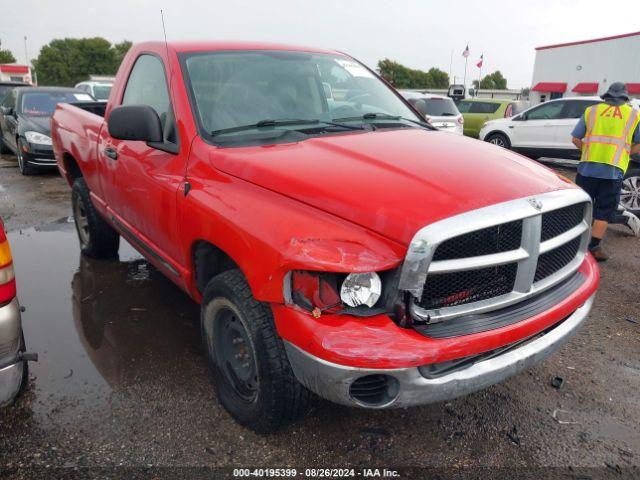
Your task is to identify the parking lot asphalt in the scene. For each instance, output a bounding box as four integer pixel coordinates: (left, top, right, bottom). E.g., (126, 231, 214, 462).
(1, 152, 639, 477)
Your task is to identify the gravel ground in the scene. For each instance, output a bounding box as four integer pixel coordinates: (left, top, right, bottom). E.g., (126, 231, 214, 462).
(0, 153, 639, 479)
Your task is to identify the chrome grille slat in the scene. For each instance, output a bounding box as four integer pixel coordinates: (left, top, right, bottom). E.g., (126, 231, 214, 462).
(398, 189, 593, 324)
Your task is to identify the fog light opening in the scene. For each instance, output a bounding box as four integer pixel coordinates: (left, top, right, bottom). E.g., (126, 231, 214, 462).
(349, 374, 399, 407)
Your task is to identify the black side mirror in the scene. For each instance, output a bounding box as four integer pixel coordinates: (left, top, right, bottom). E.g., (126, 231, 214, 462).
(108, 105, 163, 142)
(0, 106, 14, 116)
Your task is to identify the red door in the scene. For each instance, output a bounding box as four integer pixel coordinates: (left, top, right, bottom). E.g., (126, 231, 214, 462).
(98, 53, 187, 273)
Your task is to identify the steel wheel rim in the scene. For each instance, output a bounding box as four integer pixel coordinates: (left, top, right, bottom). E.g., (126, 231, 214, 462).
(213, 307, 258, 402)
(73, 195, 91, 246)
(621, 175, 640, 211)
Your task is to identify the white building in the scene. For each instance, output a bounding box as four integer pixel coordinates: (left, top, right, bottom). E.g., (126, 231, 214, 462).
(530, 31, 640, 104)
(0, 64, 32, 83)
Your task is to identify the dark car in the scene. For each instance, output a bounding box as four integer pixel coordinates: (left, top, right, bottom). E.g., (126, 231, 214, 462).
(0, 87, 94, 175)
(0, 81, 31, 104)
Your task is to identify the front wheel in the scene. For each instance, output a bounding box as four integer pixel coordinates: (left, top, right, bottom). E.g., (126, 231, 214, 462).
(621, 167, 640, 216)
(485, 132, 511, 149)
(16, 139, 37, 176)
(71, 178, 120, 258)
(201, 269, 312, 433)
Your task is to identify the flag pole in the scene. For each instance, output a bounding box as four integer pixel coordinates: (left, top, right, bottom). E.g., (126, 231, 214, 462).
(478, 60, 482, 97)
(463, 55, 468, 92)
(449, 50, 453, 86)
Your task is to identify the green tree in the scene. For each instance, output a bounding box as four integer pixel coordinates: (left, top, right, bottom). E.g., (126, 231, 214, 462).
(113, 40, 133, 69)
(377, 59, 449, 89)
(473, 70, 508, 90)
(0, 40, 16, 64)
(32, 37, 132, 86)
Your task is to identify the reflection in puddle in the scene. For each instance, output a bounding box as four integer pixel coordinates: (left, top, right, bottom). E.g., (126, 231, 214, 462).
(8, 220, 200, 421)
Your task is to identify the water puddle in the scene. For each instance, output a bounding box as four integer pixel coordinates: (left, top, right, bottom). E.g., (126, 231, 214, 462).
(8, 219, 201, 421)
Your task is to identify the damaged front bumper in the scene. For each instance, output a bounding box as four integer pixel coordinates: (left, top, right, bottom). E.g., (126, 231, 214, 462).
(284, 294, 594, 408)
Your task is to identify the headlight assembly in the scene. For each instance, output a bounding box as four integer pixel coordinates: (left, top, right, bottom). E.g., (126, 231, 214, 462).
(287, 270, 384, 316)
(25, 131, 52, 146)
(340, 272, 382, 308)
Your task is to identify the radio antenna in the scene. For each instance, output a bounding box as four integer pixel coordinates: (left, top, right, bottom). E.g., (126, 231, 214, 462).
(160, 9, 175, 100)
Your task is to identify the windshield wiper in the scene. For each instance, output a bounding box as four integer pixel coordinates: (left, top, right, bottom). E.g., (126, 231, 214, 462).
(333, 112, 435, 130)
(211, 119, 321, 136)
(211, 118, 366, 136)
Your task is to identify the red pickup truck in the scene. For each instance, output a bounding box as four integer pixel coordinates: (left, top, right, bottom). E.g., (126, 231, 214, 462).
(52, 41, 599, 432)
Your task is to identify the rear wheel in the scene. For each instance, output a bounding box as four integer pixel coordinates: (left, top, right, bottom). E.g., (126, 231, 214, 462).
(485, 132, 511, 149)
(16, 139, 37, 176)
(71, 178, 120, 258)
(621, 167, 640, 216)
(201, 269, 312, 433)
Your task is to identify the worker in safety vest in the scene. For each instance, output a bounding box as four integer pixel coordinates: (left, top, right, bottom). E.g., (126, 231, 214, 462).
(571, 82, 640, 261)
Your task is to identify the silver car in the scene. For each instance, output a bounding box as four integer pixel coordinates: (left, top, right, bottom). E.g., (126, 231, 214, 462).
(0, 219, 36, 406)
(400, 90, 464, 135)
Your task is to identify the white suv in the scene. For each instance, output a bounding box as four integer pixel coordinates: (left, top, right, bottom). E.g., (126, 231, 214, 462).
(74, 81, 113, 102)
(478, 97, 605, 160)
(400, 91, 464, 135)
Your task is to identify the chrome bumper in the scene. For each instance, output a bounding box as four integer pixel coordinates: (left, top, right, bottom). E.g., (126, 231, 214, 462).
(284, 294, 594, 408)
(0, 298, 24, 407)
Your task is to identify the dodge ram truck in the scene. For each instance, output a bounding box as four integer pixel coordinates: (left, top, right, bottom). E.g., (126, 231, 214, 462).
(51, 41, 600, 433)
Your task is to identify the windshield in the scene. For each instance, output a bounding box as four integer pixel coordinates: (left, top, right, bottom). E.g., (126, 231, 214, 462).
(181, 50, 422, 141)
(21, 91, 91, 116)
(93, 85, 112, 100)
(422, 98, 459, 117)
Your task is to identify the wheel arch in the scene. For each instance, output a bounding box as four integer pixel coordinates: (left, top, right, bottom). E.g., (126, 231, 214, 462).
(62, 152, 83, 186)
(483, 129, 511, 142)
(192, 240, 241, 296)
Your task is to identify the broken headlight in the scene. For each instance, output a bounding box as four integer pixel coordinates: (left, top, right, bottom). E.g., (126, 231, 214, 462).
(287, 270, 383, 316)
(288, 271, 343, 314)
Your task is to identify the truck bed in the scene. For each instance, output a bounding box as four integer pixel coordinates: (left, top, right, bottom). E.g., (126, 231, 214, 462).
(70, 101, 106, 117)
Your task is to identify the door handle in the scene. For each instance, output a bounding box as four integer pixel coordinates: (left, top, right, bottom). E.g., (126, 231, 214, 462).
(103, 147, 118, 160)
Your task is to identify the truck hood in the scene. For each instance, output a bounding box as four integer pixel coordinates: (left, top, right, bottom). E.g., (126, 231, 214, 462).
(210, 129, 573, 245)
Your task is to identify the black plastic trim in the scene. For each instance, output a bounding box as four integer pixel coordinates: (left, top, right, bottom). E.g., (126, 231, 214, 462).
(110, 215, 180, 277)
(413, 271, 585, 339)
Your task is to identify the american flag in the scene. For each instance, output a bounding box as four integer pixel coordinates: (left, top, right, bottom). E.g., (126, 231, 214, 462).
(462, 44, 470, 58)
(477, 54, 483, 68)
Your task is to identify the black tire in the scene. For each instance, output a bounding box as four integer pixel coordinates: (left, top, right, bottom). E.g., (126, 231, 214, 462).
(71, 178, 120, 258)
(16, 138, 37, 176)
(485, 132, 511, 149)
(0, 129, 9, 154)
(201, 269, 312, 433)
(621, 167, 640, 216)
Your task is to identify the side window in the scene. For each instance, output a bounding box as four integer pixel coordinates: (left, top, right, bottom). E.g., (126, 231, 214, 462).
(469, 102, 500, 114)
(2, 90, 16, 109)
(456, 100, 472, 113)
(525, 101, 564, 120)
(560, 100, 600, 119)
(122, 54, 177, 144)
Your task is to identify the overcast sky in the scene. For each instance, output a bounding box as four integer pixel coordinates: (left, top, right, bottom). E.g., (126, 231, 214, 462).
(1, 0, 639, 88)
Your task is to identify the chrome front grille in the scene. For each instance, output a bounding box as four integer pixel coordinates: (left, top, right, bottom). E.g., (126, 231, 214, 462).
(398, 189, 592, 323)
